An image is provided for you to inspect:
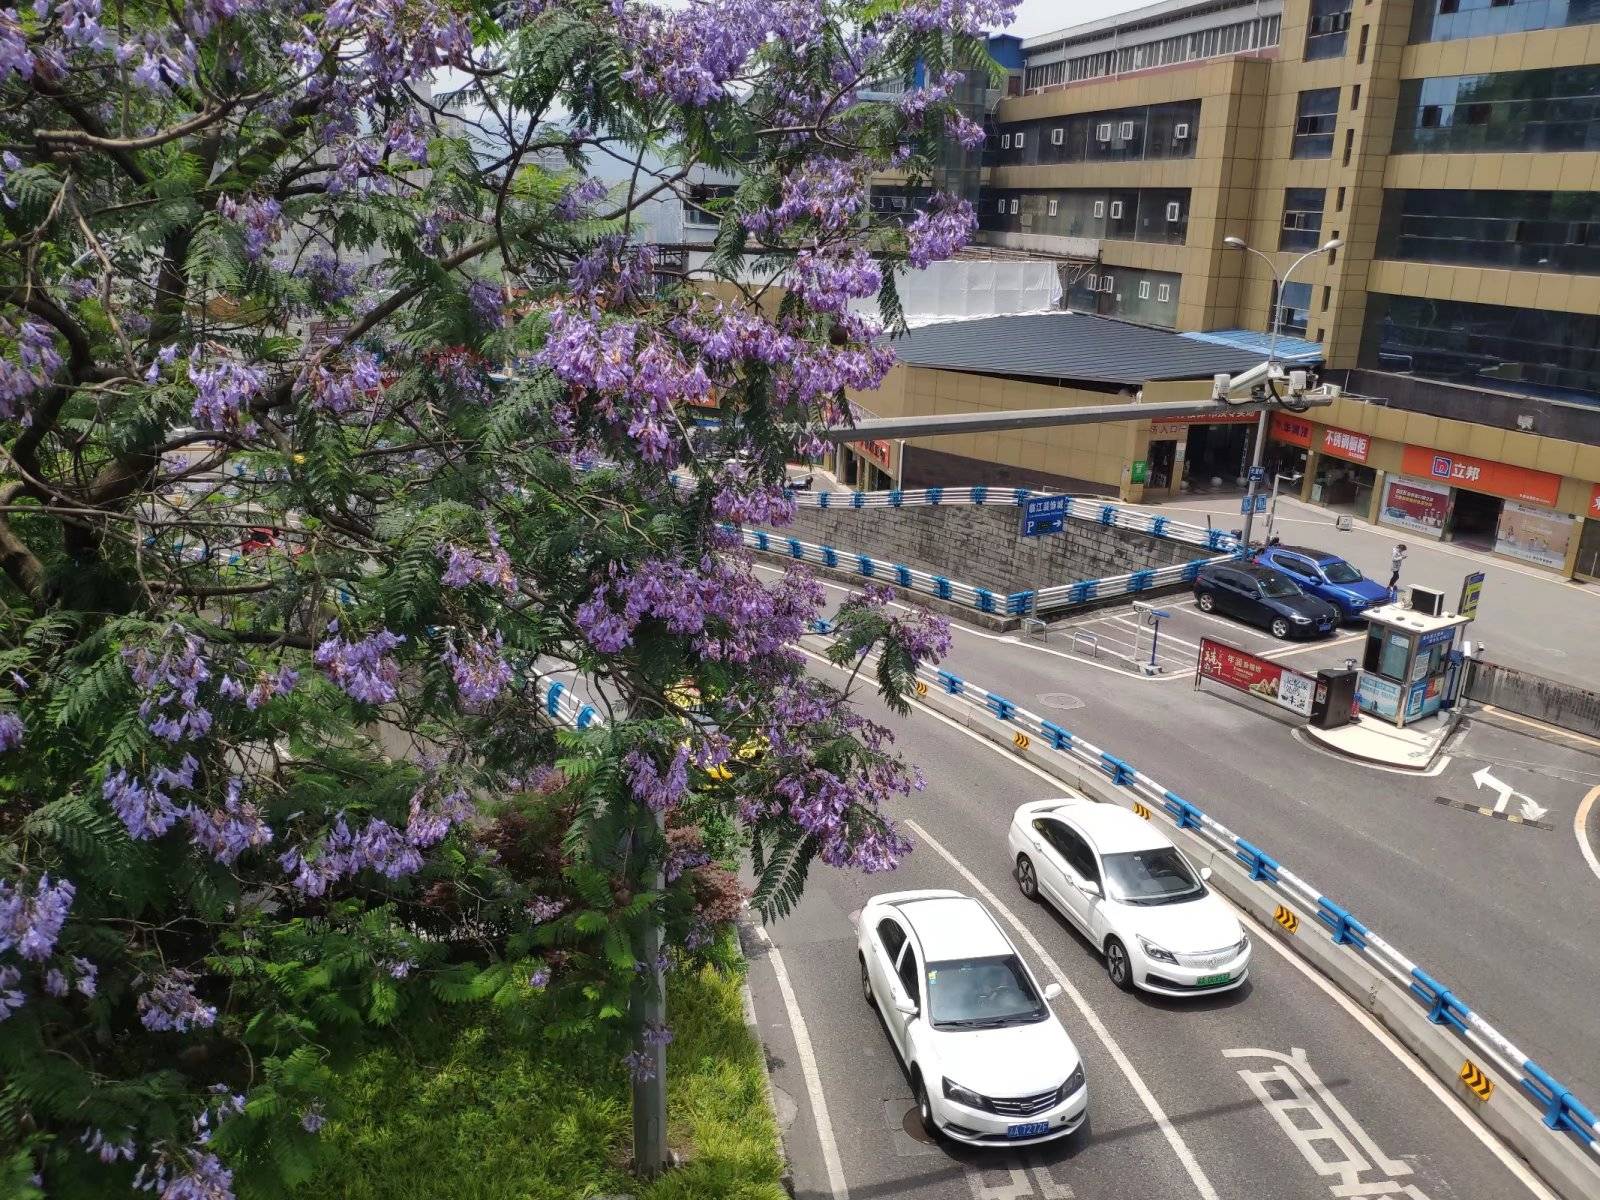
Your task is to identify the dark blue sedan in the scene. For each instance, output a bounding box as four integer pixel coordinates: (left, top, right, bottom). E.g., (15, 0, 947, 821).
(1253, 545, 1391, 622)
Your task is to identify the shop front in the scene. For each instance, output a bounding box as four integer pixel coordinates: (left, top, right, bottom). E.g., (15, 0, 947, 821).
(1270, 414, 1376, 516)
(1149, 411, 1265, 495)
(1378, 446, 1572, 570)
(1577, 484, 1600, 582)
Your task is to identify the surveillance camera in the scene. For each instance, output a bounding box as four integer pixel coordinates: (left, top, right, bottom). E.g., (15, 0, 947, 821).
(1289, 369, 1308, 392)
(1212, 373, 1231, 401)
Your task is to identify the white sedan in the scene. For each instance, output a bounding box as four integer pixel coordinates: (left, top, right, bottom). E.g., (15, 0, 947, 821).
(857, 889, 1089, 1146)
(1007, 798, 1251, 997)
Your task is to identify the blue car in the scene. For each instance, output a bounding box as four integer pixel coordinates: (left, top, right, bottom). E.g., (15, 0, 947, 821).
(1252, 545, 1390, 622)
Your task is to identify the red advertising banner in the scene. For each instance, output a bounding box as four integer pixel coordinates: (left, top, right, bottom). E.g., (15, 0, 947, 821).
(1399, 444, 1561, 506)
(1196, 637, 1315, 716)
(1270, 412, 1313, 447)
(1319, 426, 1370, 464)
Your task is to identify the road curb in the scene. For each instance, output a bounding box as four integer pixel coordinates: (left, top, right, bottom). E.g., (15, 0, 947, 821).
(736, 917, 797, 1198)
(905, 678, 1600, 1200)
(1301, 710, 1461, 772)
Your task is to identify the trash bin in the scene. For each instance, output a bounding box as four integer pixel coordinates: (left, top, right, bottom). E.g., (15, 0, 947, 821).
(1310, 668, 1360, 730)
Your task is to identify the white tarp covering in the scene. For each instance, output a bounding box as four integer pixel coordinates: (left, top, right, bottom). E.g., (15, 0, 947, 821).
(850, 259, 1063, 327)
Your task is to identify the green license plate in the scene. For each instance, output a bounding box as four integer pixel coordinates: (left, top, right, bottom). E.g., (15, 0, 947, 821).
(1197, 973, 1232, 987)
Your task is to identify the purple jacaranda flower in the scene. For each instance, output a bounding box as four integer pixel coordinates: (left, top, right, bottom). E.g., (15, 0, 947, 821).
(526, 896, 565, 923)
(82, 1128, 136, 1164)
(642, 1022, 673, 1048)
(528, 967, 550, 989)
(904, 194, 976, 269)
(313, 625, 405, 704)
(466, 279, 504, 328)
(441, 634, 512, 706)
(623, 744, 691, 813)
(0, 965, 22, 1020)
(215, 195, 281, 262)
(188, 777, 273, 865)
(0, 873, 76, 960)
(405, 787, 471, 849)
(154, 1148, 233, 1200)
(188, 356, 265, 433)
(622, 1049, 657, 1082)
(439, 540, 516, 592)
(72, 955, 97, 998)
(300, 1105, 327, 1134)
(137, 968, 217, 1032)
(0, 709, 22, 751)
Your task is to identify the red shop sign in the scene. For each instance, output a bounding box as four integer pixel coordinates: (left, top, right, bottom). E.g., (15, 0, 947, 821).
(1196, 637, 1316, 716)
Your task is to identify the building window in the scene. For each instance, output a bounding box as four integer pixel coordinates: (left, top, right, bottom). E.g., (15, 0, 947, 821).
(1119, 119, 1135, 139)
(1069, 267, 1181, 326)
(1393, 66, 1600, 154)
(1093, 200, 1106, 218)
(1086, 273, 1099, 290)
(1001, 133, 1011, 149)
(1101, 275, 1115, 292)
(1139, 281, 1151, 299)
(1409, 0, 1600, 43)
(1047, 198, 1059, 216)
(978, 187, 1191, 245)
(1157, 283, 1172, 302)
(1270, 280, 1313, 335)
(1174, 122, 1189, 139)
(1096, 122, 1112, 141)
(998, 198, 1006, 212)
(1293, 88, 1340, 158)
(1280, 187, 1327, 251)
(1363, 292, 1600, 401)
(1109, 200, 1123, 218)
(1377, 188, 1600, 274)
(1009, 198, 1019, 214)
(1059, 13, 1281, 84)
(1166, 201, 1181, 221)
(1052, 127, 1064, 144)
(1305, 0, 1352, 59)
(1015, 131, 1025, 148)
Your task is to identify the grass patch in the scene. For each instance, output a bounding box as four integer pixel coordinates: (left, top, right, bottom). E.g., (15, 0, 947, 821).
(294, 960, 786, 1200)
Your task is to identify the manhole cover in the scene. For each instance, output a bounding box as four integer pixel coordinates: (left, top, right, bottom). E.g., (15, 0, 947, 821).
(901, 1105, 936, 1144)
(1039, 692, 1086, 711)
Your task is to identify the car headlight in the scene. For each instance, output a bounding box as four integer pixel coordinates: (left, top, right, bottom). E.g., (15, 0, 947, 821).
(1136, 935, 1178, 964)
(942, 1078, 986, 1110)
(1290, 614, 1311, 624)
(1061, 1063, 1086, 1098)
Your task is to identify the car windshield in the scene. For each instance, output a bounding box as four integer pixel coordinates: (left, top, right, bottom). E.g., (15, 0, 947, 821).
(925, 955, 1047, 1029)
(1256, 572, 1302, 599)
(1321, 559, 1363, 584)
(1102, 847, 1205, 906)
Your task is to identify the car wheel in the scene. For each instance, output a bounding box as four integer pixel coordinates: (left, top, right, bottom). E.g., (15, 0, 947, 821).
(1016, 854, 1040, 901)
(1105, 937, 1134, 993)
(1197, 592, 1215, 613)
(860, 956, 875, 1009)
(913, 1072, 938, 1139)
(1270, 617, 1291, 639)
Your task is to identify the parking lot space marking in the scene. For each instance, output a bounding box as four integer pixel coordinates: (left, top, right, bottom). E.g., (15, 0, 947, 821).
(1226, 1047, 1431, 1199)
(904, 817, 1221, 1200)
(964, 1158, 1074, 1200)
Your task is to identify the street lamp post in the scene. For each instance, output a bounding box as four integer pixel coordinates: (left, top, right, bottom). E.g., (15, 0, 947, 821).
(1224, 235, 1343, 547)
(1265, 470, 1303, 544)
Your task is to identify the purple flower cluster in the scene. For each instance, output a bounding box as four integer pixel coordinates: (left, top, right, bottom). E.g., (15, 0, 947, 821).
(313, 624, 405, 704)
(622, 1048, 658, 1082)
(623, 744, 691, 813)
(188, 356, 265, 433)
(527, 967, 550, 989)
(119, 31, 198, 96)
(553, 176, 607, 219)
(442, 634, 512, 706)
(188, 778, 273, 866)
(300, 1105, 328, 1134)
(217, 663, 298, 711)
(137, 968, 217, 1033)
(904, 195, 976, 269)
(405, 787, 472, 849)
(82, 1128, 137, 1164)
(664, 843, 709, 884)
(0, 965, 22, 1021)
(278, 788, 465, 897)
(788, 246, 882, 314)
(0, 874, 76, 960)
(900, 0, 1020, 36)
(2, 319, 64, 420)
(298, 252, 360, 304)
(742, 158, 862, 238)
(43, 955, 96, 998)
(125, 628, 214, 743)
(439, 539, 516, 593)
(136, 1148, 234, 1200)
(466, 279, 505, 328)
(216, 195, 282, 262)
(526, 895, 565, 923)
(642, 1021, 673, 1048)
(0, 709, 21, 751)
(308, 346, 382, 414)
(0, 13, 32, 85)
(103, 756, 195, 841)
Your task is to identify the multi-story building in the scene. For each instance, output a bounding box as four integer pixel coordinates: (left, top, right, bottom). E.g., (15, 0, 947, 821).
(867, 0, 1600, 579)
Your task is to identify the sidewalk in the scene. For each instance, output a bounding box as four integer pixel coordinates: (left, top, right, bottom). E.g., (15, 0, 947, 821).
(1130, 491, 1600, 691)
(1303, 710, 1457, 770)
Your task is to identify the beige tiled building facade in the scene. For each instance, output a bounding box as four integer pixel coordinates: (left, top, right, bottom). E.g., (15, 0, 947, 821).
(843, 0, 1600, 579)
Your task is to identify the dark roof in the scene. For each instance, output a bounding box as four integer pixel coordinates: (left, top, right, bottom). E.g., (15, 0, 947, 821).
(1273, 545, 1341, 560)
(889, 313, 1274, 386)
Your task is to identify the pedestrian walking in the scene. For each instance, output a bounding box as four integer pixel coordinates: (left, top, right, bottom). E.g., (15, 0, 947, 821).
(1388, 543, 1407, 593)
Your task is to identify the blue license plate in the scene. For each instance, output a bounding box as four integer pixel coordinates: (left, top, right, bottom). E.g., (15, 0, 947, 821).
(1007, 1121, 1050, 1139)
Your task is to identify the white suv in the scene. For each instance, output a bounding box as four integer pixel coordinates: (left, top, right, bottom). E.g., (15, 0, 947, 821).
(1007, 797, 1250, 997)
(856, 889, 1089, 1146)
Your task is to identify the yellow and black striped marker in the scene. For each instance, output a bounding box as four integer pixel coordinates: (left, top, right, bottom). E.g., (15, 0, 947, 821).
(914, 680, 928, 697)
(1132, 801, 1152, 820)
(1273, 905, 1300, 934)
(1012, 731, 1030, 751)
(1460, 1060, 1493, 1102)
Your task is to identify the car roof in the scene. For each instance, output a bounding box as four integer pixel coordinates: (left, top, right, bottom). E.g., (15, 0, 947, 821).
(896, 896, 1013, 962)
(1211, 561, 1278, 580)
(1052, 804, 1173, 854)
(1271, 545, 1343, 563)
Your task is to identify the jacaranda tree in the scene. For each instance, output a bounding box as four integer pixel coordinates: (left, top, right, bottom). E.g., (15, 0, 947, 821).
(0, 0, 1012, 1193)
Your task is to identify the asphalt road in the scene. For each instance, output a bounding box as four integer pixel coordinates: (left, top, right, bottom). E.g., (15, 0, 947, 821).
(755, 564, 1600, 1121)
(742, 670, 1553, 1200)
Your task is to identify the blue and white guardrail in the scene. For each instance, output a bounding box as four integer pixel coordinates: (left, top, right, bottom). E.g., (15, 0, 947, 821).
(736, 524, 1237, 618)
(848, 651, 1598, 1164)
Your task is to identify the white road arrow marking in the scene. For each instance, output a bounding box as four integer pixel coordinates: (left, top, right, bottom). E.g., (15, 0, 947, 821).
(1472, 766, 1548, 821)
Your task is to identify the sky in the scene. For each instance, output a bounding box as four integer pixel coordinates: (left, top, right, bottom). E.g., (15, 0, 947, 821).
(1006, 0, 1153, 39)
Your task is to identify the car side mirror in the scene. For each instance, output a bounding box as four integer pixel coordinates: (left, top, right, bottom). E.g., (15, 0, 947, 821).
(1043, 982, 1064, 1002)
(1081, 879, 1102, 898)
(893, 996, 918, 1017)
(1200, 866, 1214, 881)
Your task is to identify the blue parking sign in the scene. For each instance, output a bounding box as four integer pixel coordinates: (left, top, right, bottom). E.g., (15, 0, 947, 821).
(1021, 494, 1070, 537)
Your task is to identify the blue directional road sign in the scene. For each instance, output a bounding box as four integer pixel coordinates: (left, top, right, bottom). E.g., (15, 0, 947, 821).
(1021, 494, 1070, 537)
(1249, 465, 1266, 483)
(1240, 494, 1269, 514)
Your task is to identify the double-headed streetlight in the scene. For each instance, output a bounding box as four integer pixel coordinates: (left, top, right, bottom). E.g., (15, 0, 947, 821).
(1224, 234, 1343, 546)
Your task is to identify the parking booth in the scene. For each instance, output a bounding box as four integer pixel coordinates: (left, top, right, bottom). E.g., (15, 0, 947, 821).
(1356, 602, 1472, 728)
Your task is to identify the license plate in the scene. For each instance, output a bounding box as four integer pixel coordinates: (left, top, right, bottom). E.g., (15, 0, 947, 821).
(1197, 972, 1232, 987)
(1007, 1121, 1050, 1139)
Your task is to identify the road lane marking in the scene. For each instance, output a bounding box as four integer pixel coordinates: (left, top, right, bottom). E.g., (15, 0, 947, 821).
(905, 817, 1221, 1200)
(1226, 1047, 1427, 1198)
(965, 1159, 1074, 1199)
(1265, 633, 1364, 660)
(892, 685, 1556, 1199)
(1482, 706, 1600, 750)
(751, 924, 850, 1200)
(1577, 785, 1600, 887)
